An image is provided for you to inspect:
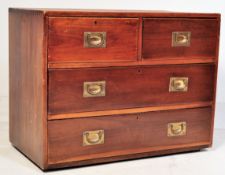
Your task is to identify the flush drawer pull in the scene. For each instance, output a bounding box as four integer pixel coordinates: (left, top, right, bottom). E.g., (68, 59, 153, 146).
(87, 84, 102, 95)
(172, 32, 191, 47)
(83, 130, 104, 146)
(84, 32, 106, 48)
(168, 122, 187, 137)
(169, 77, 189, 92)
(83, 81, 106, 97)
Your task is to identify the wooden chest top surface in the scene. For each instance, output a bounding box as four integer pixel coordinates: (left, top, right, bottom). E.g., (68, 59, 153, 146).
(9, 8, 220, 18)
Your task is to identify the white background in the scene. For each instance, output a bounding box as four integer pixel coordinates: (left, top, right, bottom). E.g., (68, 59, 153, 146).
(0, 0, 224, 128)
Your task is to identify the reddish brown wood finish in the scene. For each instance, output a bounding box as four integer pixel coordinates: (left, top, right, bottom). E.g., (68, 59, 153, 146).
(13, 8, 220, 18)
(9, 9, 47, 169)
(48, 17, 139, 62)
(143, 18, 219, 59)
(48, 102, 212, 120)
(47, 144, 209, 169)
(210, 17, 221, 146)
(48, 57, 216, 69)
(48, 107, 212, 165)
(9, 8, 220, 170)
(48, 64, 214, 114)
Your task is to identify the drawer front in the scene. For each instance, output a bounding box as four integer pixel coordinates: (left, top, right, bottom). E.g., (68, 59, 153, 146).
(48, 107, 212, 164)
(48, 17, 139, 62)
(143, 18, 219, 59)
(48, 64, 214, 114)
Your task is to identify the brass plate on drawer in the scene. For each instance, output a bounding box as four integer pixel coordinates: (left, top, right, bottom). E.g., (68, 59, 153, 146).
(83, 81, 106, 97)
(172, 32, 191, 47)
(84, 32, 106, 48)
(168, 122, 187, 137)
(169, 77, 189, 92)
(83, 130, 104, 146)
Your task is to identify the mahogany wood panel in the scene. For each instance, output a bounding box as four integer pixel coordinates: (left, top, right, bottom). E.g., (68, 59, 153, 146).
(48, 102, 212, 120)
(48, 17, 139, 62)
(143, 18, 219, 59)
(48, 57, 216, 69)
(9, 9, 47, 169)
(48, 107, 212, 165)
(14, 8, 220, 18)
(47, 143, 209, 169)
(210, 17, 221, 146)
(48, 64, 214, 114)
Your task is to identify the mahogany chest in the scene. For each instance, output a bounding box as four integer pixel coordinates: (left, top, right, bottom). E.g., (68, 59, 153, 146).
(9, 8, 220, 170)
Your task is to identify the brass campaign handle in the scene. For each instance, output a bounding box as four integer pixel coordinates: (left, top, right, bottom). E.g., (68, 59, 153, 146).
(83, 130, 104, 146)
(84, 32, 106, 48)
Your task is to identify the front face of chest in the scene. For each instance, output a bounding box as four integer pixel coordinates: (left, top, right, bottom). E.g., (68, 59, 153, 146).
(45, 13, 219, 169)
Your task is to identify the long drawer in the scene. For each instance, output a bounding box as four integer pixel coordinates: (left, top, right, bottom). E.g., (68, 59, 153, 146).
(48, 64, 214, 114)
(48, 107, 212, 164)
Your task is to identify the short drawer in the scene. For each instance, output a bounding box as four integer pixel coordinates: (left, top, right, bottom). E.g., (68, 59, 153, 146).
(143, 18, 219, 59)
(48, 107, 212, 164)
(48, 17, 139, 62)
(48, 64, 214, 114)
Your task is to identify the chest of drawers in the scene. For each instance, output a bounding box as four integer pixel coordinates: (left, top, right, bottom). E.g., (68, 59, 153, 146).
(9, 8, 220, 170)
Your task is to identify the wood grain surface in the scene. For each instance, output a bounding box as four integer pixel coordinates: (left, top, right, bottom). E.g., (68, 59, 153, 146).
(48, 17, 139, 62)
(48, 101, 212, 120)
(143, 18, 219, 59)
(48, 64, 214, 114)
(48, 107, 212, 165)
(9, 9, 48, 169)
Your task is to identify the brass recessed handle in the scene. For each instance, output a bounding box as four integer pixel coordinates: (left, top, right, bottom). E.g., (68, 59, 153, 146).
(176, 34, 188, 44)
(168, 122, 186, 137)
(87, 84, 102, 95)
(84, 32, 106, 48)
(172, 32, 191, 47)
(88, 35, 102, 46)
(169, 77, 188, 92)
(83, 81, 106, 97)
(173, 79, 186, 90)
(83, 130, 104, 146)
